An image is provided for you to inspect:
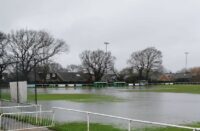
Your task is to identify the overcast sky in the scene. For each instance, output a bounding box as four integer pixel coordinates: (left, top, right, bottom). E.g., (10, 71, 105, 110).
(1, 0, 200, 72)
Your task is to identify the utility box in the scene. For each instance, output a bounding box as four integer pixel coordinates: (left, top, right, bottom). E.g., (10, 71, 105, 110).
(9, 81, 27, 103)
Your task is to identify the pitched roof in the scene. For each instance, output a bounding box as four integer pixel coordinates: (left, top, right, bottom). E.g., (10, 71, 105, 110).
(174, 73, 192, 79)
(57, 72, 90, 82)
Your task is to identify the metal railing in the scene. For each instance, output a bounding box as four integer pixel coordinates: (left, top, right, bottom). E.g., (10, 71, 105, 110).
(0, 105, 41, 114)
(0, 104, 199, 131)
(52, 107, 200, 131)
(0, 110, 54, 131)
(0, 99, 37, 107)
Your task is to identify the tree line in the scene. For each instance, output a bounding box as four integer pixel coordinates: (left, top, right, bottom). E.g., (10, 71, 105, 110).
(0, 29, 163, 83)
(0, 29, 68, 82)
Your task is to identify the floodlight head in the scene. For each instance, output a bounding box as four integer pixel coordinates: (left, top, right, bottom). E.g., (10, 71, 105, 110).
(104, 42, 110, 45)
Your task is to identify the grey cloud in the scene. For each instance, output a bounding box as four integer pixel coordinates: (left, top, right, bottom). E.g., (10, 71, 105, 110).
(1, 0, 200, 72)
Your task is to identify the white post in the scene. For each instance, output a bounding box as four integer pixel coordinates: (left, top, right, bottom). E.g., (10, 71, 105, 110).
(39, 104, 42, 117)
(87, 113, 90, 131)
(128, 120, 131, 131)
(35, 105, 38, 124)
(52, 109, 55, 126)
(0, 114, 2, 129)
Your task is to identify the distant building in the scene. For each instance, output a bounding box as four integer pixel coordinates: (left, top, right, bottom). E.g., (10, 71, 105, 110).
(173, 73, 192, 82)
(56, 72, 91, 83)
(28, 71, 90, 84)
(159, 73, 174, 81)
(159, 73, 193, 82)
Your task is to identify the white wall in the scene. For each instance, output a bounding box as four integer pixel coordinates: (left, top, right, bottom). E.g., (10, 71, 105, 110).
(9, 81, 27, 103)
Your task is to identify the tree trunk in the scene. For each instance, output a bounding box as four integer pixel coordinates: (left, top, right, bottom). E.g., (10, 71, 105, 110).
(0, 72, 2, 81)
(138, 69, 143, 80)
(22, 71, 29, 81)
(95, 74, 101, 81)
(146, 70, 150, 81)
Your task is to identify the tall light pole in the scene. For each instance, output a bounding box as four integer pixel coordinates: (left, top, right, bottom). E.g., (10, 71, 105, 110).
(104, 42, 110, 83)
(34, 58, 37, 104)
(185, 52, 189, 73)
(16, 54, 19, 103)
(104, 42, 109, 53)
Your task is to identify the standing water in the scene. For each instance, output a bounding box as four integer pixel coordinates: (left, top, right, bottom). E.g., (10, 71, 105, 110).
(26, 87, 200, 127)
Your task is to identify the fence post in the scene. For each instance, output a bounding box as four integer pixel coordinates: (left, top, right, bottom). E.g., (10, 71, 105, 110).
(87, 113, 90, 131)
(39, 104, 42, 118)
(35, 105, 38, 124)
(39, 105, 42, 112)
(128, 120, 131, 131)
(52, 108, 55, 127)
(0, 114, 2, 130)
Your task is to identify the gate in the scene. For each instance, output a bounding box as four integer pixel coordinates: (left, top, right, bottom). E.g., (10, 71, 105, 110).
(0, 110, 54, 131)
(0, 100, 54, 131)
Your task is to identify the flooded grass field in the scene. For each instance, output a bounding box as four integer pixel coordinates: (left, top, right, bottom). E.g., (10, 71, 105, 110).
(26, 86, 200, 125)
(1, 85, 200, 129)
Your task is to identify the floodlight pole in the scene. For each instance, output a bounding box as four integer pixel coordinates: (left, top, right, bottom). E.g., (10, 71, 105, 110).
(16, 54, 19, 103)
(0, 76, 1, 99)
(0, 70, 2, 99)
(34, 58, 37, 104)
(104, 42, 110, 83)
(185, 52, 189, 73)
(105, 42, 109, 53)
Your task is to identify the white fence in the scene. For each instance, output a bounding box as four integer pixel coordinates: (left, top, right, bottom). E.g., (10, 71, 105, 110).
(52, 107, 200, 131)
(0, 105, 41, 114)
(0, 110, 54, 131)
(0, 104, 200, 131)
(0, 99, 36, 107)
(0, 102, 48, 131)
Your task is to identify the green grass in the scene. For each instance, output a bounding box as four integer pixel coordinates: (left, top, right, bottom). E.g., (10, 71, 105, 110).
(127, 85, 200, 94)
(134, 127, 190, 131)
(1, 93, 11, 100)
(28, 93, 122, 102)
(135, 122, 200, 131)
(49, 122, 200, 131)
(49, 122, 126, 131)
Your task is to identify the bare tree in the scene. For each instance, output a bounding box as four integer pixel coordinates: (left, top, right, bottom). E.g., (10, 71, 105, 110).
(0, 32, 11, 80)
(80, 49, 115, 81)
(37, 62, 50, 83)
(113, 67, 137, 82)
(143, 47, 162, 80)
(128, 51, 145, 80)
(7, 29, 68, 80)
(128, 47, 162, 81)
(189, 67, 200, 82)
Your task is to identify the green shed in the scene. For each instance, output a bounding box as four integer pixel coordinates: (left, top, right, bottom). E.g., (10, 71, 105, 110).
(94, 82, 108, 88)
(113, 82, 127, 87)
